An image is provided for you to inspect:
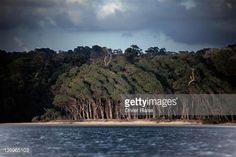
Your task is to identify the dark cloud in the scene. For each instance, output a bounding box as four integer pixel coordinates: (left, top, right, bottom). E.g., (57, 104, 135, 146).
(0, 0, 236, 51)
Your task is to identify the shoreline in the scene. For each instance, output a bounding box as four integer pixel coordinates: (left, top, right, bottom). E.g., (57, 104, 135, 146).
(1, 120, 236, 127)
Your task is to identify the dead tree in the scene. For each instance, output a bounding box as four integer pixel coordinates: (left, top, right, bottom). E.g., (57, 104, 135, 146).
(104, 49, 112, 67)
(188, 68, 195, 86)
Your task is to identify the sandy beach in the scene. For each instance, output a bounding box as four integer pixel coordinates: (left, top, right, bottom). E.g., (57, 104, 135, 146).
(1, 120, 236, 128)
(1, 120, 203, 126)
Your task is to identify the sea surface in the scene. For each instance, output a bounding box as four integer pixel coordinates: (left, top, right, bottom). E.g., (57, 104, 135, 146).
(0, 125, 236, 157)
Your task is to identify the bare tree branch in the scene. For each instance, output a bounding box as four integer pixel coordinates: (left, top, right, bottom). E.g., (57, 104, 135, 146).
(188, 68, 195, 86)
(104, 49, 112, 66)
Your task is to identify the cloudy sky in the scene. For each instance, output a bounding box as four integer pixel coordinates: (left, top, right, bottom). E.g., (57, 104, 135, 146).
(0, 0, 236, 52)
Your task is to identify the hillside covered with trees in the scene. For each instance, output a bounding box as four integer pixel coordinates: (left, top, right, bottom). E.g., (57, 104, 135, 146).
(0, 45, 235, 123)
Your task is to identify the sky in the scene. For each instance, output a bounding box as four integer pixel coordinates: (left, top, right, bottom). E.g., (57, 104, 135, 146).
(0, 0, 236, 52)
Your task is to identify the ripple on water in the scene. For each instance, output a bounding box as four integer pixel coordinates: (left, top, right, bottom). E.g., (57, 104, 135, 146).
(0, 125, 236, 157)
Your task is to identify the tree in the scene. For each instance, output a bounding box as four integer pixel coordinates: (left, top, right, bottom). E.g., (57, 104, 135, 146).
(0, 44, 235, 122)
(124, 45, 142, 61)
(159, 48, 166, 55)
(145, 47, 159, 56)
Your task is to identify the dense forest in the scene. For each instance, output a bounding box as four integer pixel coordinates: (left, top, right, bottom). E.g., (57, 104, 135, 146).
(0, 44, 235, 123)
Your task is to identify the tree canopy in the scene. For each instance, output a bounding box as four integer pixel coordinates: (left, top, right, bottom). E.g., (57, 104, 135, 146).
(0, 44, 235, 122)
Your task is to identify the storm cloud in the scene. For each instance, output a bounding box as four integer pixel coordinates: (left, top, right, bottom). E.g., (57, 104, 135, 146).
(0, 0, 236, 51)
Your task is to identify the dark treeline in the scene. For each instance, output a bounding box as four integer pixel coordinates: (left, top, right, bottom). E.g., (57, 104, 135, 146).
(0, 44, 235, 123)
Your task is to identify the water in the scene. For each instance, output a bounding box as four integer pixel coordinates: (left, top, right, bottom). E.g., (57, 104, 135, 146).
(0, 125, 236, 157)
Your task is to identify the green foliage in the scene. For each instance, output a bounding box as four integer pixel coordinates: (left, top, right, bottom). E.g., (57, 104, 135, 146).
(0, 44, 235, 122)
(212, 50, 236, 76)
(124, 45, 143, 61)
(53, 94, 72, 108)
